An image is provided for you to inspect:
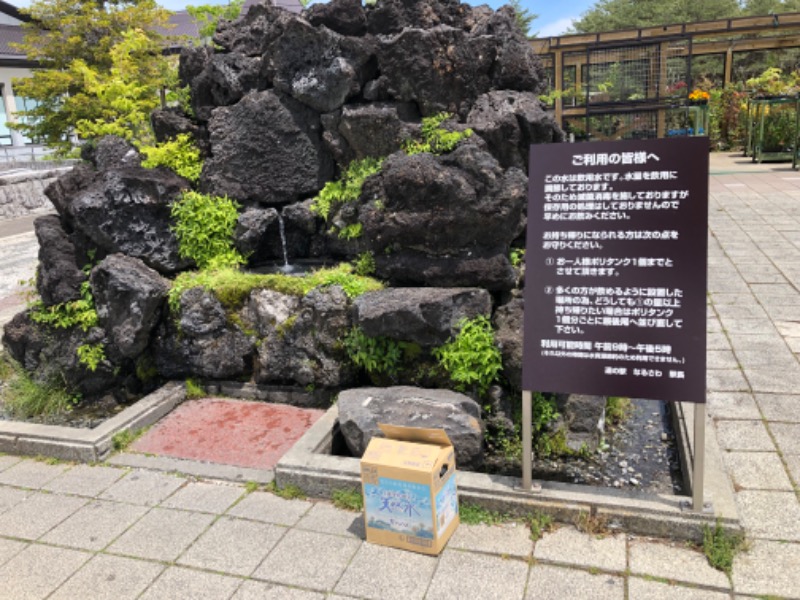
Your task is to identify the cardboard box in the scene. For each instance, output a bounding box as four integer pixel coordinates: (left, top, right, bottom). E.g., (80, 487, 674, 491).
(360, 423, 459, 555)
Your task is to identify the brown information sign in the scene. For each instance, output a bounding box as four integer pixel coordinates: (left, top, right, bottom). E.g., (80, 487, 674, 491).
(522, 137, 708, 403)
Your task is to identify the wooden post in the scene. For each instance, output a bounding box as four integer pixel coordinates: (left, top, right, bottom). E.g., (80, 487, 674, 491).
(724, 46, 734, 88)
(554, 49, 564, 126)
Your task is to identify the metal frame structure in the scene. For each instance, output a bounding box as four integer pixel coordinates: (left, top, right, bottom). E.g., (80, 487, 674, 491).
(532, 12, 800, 138)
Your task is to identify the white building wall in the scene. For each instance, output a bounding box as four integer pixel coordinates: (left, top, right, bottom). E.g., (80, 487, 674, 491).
(0, 65, 34, 146)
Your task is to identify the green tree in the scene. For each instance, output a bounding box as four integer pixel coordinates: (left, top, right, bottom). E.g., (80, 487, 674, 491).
(571, 0, 741, 33)
(186, 0, 243, 42)
(11, 0, 173, 154)
(742, 0, 800, 15)
(509, 0, 537, 38)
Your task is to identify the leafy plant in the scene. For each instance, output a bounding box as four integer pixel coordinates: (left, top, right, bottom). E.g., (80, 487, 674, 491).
(185, 378, 205, 399)
(574, 510, 608, 535)
(76, 343, 105, 372)
(338, 223, 363, 240)
(265, 480, 306, 500)
(310, 157, 383, 222)
(244, 480, 260, 494)
(141, 133, 203, 182)
(0, 359, 80, 418)
(459, 502, 509, 526)
(170, 190, 244, 270)
(510, 248, 526, 268)
(403, 112, 473, 155)
(168, 264, 383, 314)
(30, 280, 98, 332)
(526, 512, 555, 541)
(702, 520, 746, 575)
(433, 316, 502, 396)
(343, 328, 403, 378)
(605, 396, 631, 426)
(353, 252, 376, 276)
(111, 427, 150, 451)
(331, 488, 363, 511)
(186, 0, 244, 42)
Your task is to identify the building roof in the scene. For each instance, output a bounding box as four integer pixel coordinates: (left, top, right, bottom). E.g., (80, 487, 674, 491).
(0, 23, 24, 57)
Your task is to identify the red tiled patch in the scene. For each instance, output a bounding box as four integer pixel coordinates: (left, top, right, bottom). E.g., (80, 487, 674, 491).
(130, 398, 324, 470)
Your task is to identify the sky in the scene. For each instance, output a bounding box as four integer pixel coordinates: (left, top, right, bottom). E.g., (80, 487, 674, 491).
(12, 0, 599, 38)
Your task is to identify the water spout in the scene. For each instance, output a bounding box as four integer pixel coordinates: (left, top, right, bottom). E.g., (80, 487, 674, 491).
(277, 214, 295, 274)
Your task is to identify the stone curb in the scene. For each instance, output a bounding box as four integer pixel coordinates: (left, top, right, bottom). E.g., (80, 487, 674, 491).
(0, 381, 185, 462)
(276, 403, 742, 542)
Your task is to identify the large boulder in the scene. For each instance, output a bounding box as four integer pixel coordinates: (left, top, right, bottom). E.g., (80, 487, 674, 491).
(234, 206, 280, 261)
(239, 288, 300, 338)
(2, 312, 121, 397)
(44, 164, 97, 228)
(152, 287, 254, 379)
(191, 53, 262, 119)
(201, 90, 334, 205)
(34, 215, 86, 305)
(214, 2, 298, 57)
(467, 91, 563, 170)
(270, 19, 374, 113)
(366, 0, 478, 35)
(353, 144, 527, 289)
(493, 297, 523, 389)
(255, 286, 355, 387)
(353, 287, 491, 346)
(334, 102, 420, 160)
(554, 394, 606, 453)
(69, 167, 191, 274)
(306, 0, 367, 36)
(150, 108, 210, 155)
(89, 254, 170, 360)
(81, 136, 142, 172)
(337, 386, 484, 469)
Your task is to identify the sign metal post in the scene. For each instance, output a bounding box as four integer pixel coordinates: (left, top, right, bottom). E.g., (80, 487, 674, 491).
(692, 402, 706, 511)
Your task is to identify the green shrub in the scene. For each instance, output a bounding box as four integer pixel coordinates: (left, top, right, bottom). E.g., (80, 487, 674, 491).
(433, 316, 502, 396)
(185, 378, 205, 399)
(170, 190, 245, 270)
(311, 157, 383, 222)
(353, 252, 376, 276)
(30, 281, 98, 332)
(338, 223, 363, 240)
(344, 327, 403, 378)
(76, 343, 106, 372)
(403, 112, 474, 155)
(168, 264, 383, 314)
(605, 396, 631, 426)
(459, 502, 508, 525)
(141, 133, 203, 182)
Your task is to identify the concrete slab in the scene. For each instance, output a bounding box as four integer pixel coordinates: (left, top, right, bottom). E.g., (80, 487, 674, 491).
(0, 454, 21, 471)
(138, 566, 242, 600)
(745, 368, 800, 394)
(0, 491, 86, 539)
(735, 490, 800, 541)
(755, 393, 800, 422)
(106, 507, 215, 561)
(160, 480, 245, 514)
(227, 490, 312, 526)
(177, 516, 286, 576)
(334, 542, 438, 600)
(0, 544, 90, 600)
(706, 369, 750, 392)
(784, 454, 800, 487)
(533, 526, 627, 572)
(40, 499, 149, 551)
(130, 398, 324, 470)
(48, 554, 164, 600)
(628, 539, 730, 590)
(714, 420, 775, 451)
(295, 501, 365, 539)
(627, 577, 731, 600)
(723, 452, 795, 491)
(706, 349, 740, 370)
(232, 581, 324, 599)
(768, 422, 800, 454)
(99, 469, 185, 507)
(426, 549, 529, 600)
(252, 529, 360, 591)
(732, 539, 800, 597)
(0, 537, 26, 567)
(525, 564, 624, 599)
(0, 484, 29, 515)
(0, 458, 70, 489)
(706, 392, 761, 420)
(107, 451, 274, 485)
(447, 521, 533, 559)
(42, 463, 126, 497)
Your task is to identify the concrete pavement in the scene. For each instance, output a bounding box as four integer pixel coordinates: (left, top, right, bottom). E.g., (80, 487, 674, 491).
(0, 153, 799, 598)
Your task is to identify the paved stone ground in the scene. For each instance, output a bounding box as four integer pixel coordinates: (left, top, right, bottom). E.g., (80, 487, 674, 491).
(0, 154, 799, 598)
